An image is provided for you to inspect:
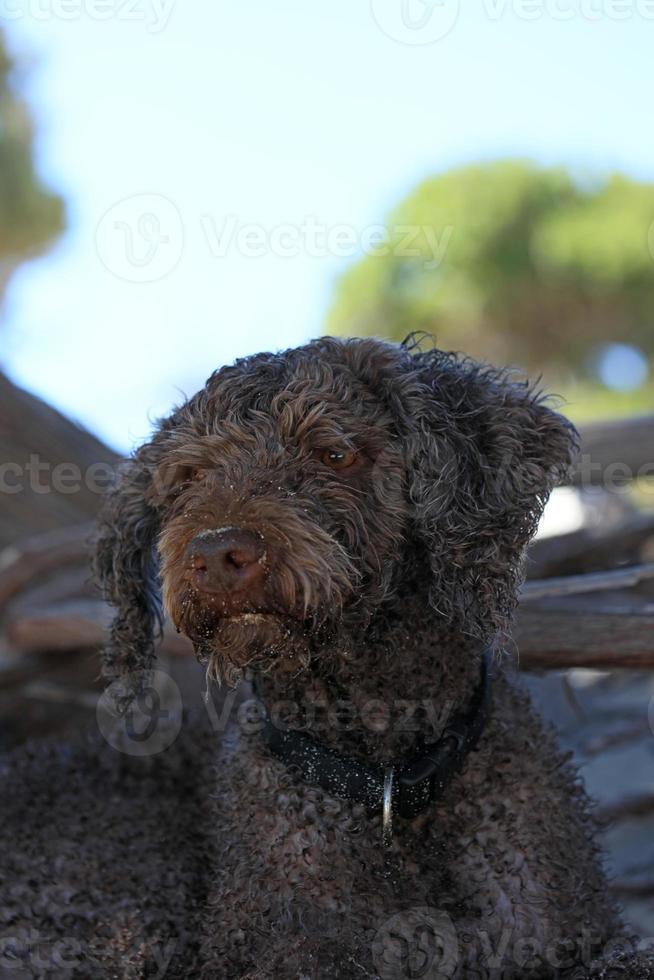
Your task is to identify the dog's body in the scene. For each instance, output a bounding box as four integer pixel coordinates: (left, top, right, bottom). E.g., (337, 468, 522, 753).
(2, 337, 653, 978)
(207, 624, 617, 979)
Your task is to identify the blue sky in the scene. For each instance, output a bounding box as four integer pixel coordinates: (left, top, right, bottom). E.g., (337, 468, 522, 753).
(2, 0, 654, 451)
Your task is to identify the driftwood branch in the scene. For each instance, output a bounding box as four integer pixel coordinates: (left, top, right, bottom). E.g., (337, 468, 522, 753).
(598, 793, 654, 825)
(5, 598, 193, 658)
(9, 566, 93, 614)
(514, 607, 654, 669)
(0, 524, 94, 611)
(5, 599, 111, 653)
(527, 512, 654, 579)
(521, 563, 654, 601)
(572, 413, 654, 486)
(4, 581, 654, 670)
(3, 516, 654, 670)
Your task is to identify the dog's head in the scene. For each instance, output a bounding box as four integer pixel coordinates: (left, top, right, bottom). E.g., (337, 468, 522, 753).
(95, 336, 577, 685)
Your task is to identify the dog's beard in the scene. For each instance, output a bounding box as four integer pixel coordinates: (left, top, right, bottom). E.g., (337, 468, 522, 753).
(174, 596, 313, 687)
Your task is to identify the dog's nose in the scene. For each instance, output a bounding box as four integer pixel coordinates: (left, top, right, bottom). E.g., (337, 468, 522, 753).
(186, 529, 266, 594)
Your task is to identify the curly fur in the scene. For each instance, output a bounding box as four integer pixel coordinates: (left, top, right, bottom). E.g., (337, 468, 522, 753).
(3, 336, 652, 979)
(96, 336, 577, 678)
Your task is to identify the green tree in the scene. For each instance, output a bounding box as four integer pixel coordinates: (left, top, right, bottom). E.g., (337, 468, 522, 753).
(0, 31, 64, 304)
(326, 160, 654, 377)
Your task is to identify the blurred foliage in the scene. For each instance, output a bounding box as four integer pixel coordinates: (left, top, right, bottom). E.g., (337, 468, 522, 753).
(0, 31, 64, 303)
(558, 381, 653, 425)
(326, 160, 654, 379)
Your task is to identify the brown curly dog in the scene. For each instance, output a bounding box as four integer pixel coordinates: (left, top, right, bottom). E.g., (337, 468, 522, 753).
(2, 337, 652, 979)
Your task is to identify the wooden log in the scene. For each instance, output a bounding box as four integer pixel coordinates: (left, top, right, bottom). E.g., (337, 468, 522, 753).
(5, 553, 654, 669)
(521, 563, 654, 601)
(0, 524, 93, 610)
(518, 563, 654, 668)
(5, 598, 193, 658)
(610, 879, 654, 899)
(5, 599, 110, 652)
(527, 513, 654, 579)
(598, 794, 654, 825)
(572, 414, 654, 487)
(515, 606, 654, 669)
(4, 592, 654, 670)
(10, 565, 94, 614)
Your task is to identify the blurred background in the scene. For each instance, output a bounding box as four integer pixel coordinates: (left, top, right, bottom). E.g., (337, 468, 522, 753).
(1, 2, 654, 449)
(1, 0, 654, 941)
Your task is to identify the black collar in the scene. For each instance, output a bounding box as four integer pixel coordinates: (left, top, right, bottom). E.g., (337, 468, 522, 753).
(259, 648, 493, 842)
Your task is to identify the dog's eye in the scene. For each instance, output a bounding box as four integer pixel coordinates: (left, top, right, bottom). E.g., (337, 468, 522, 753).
(321, 449, 357, 470)
(177, 467, 204, 487)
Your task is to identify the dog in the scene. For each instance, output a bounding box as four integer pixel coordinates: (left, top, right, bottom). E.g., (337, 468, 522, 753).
(90, 335, 654, 978)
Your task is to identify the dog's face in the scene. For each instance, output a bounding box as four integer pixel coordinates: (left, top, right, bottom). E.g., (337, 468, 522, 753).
(151, 352, 407, 680)
(96, 337, 578, 685)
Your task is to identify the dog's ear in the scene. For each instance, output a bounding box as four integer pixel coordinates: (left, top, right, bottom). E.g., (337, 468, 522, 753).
(94, 443, 163, 684)
(403, 347, 579, 642)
